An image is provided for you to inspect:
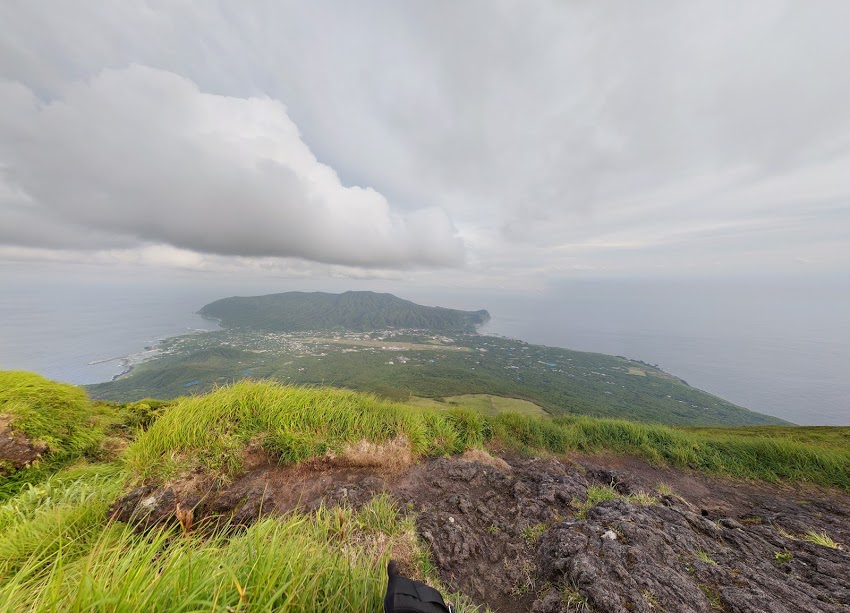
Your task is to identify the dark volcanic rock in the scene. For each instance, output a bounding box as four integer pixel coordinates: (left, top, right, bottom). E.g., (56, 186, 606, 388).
(533, 495, 849, 613)
(110, 452, 850, 613)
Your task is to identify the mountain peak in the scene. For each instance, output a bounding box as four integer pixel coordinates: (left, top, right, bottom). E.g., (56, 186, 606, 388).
(198, 291, 490, 333)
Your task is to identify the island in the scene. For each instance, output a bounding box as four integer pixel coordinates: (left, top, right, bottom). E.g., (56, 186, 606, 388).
(88, 291, 786, 427)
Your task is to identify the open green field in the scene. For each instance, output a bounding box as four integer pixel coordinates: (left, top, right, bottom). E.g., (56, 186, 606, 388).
(407, 394, 550, 418)
(309, 337, 472, 351)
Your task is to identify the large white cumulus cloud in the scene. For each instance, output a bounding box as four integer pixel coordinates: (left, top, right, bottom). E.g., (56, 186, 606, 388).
(0, 65, 463, 267)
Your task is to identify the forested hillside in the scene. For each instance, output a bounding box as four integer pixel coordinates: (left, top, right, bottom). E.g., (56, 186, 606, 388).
(199, 291, 490, 333)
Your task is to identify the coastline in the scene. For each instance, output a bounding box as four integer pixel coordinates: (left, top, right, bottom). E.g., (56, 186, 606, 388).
(102, 325, 220, 383)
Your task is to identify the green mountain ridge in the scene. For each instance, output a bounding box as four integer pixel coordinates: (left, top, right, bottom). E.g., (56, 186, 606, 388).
(199, 290, 491, 333)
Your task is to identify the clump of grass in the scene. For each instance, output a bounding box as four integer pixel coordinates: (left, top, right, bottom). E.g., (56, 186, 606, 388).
(774, 550, 793, 563)
(573, 484, 658, 519)
(698, 583, 724, 610)
(655, 483, 674, 496)
(124, 381, 482, 481)
(460, 448, 511, 472)
(626, 490, 659, 506)
(337, 435, 413, 472)
(802, 529, 842, 549)
(573, 484, 620, 519)
(772, 524, 798, 540)
(562, 584, 592, 610)
(0, 491, 481, 613)
(0, 371, 104, 460)
(521, 522, 547, 544)
(695, 549, 718, 565)
(642, 589, 659, 610)
(509, 559, 537, 596)
(531, 414, 850, 492)
(0, 463, 126, 577)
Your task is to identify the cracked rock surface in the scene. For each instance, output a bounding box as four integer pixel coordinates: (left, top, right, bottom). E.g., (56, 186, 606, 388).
(112, 452, 850, 612)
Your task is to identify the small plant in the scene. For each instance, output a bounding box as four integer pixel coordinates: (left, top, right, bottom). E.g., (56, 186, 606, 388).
(642, 589, 659, 609)
(695, 549, 717, 565)
(573, 484, 657, 519)
(486, 524, 501, 535)
(698, 583, 724, 610)
(573, 484, 619, 519)
(522, 522, 546, 544)
(626, 490, 659, 506)
(509, 559, 536, 597)
(803, 530, 842, 549)
(774, 550, 793, 563)
(562, 584, 592, 611)
(655, 483, 674, 496)
(772, 524, 797, 540)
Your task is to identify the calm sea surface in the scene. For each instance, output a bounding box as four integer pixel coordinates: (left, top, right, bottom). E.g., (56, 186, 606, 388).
(0, 278, 221, 384)
(1, 277, 847, 425)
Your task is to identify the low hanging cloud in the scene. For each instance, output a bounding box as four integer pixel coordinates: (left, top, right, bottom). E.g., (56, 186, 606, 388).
(0, 65, 463, 268)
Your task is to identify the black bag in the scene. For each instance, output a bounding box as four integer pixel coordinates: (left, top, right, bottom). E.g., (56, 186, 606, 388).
(384, 560, 453, 613)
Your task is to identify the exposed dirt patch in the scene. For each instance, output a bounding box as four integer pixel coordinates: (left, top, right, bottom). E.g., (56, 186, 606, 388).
(113, 451, 850, 612)
(0, 414, 48, 474)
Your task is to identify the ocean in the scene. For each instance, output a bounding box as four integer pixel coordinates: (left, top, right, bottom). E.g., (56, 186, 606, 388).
(0, 278, 222, 385)
(473, 279, 850, 426)
(1, 276, 847, 425)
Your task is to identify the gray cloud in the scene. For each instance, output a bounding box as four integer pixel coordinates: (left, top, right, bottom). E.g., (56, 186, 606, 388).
(1, 1, 849, 279)
(0, 65, 463, 267)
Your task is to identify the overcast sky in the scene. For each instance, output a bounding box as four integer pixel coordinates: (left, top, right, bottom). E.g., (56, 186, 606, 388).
(1, 1, 848, 292)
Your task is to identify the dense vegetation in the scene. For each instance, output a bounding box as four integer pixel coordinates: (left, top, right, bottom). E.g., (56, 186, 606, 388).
(0, 371, 164, 501)
(0, 371, 101, 459)
(1, 372, 848, 611)
(0, 462, 428, 612)
(89, 331, 788, 426)
(199, 291, 490, 333)
(123, 380, 848, 490)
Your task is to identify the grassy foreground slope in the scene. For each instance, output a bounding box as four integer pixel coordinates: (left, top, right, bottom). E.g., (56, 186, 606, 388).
(199, 290, 490, 333)
(0, 463, 426, 612)
(2, 373, 849, 611)
(123, 380, 849, 489)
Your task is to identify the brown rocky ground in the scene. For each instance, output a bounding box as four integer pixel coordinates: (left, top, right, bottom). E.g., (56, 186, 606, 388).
(112, 450, 850, 613)
(0, 414, 47, 475)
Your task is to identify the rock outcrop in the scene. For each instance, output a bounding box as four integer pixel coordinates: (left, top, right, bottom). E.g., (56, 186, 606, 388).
(112, 452, 850, 612)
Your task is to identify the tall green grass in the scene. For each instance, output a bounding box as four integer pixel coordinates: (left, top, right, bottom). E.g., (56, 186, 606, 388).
(0, 371, 129, 502)
(0, 487, 476, 612)
(493, 413, 850, 490)
(0, 463, 126, 580)
(123, 381, 850, 491)
(124, 380, 486, 480)
(0, 371, 103, 459)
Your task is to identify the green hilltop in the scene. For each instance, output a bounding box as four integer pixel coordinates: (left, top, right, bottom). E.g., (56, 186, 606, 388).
(198, 290, 491, 333)
(1, 372, 848, 611)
